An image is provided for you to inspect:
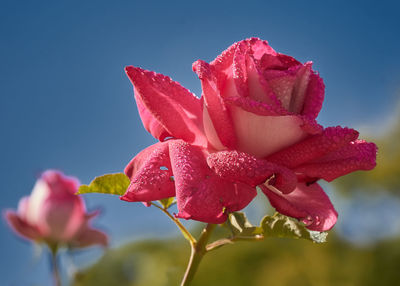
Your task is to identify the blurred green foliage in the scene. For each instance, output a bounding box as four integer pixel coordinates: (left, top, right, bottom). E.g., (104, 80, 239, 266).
(73, 232, 400, 286)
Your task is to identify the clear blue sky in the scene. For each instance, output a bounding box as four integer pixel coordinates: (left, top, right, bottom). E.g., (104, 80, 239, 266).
(1, 0, 399, 284)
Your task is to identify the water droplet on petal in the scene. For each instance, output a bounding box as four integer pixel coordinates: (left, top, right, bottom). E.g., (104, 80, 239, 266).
(302, 215, 313, 226)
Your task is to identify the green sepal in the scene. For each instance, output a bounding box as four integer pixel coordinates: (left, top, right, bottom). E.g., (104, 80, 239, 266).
(260, 213, 327, 243)
(77, 173, 130, 196)
(159, 197, 176, 209)
(226, 212, 263, 237)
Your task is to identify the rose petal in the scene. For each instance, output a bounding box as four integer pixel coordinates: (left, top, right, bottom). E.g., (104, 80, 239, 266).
(4, 210, 41, 241)
(228, 106, 308, 158)
(72, 227, 108, 248)
(289, 62, 312, 114)
(40, 195, 85, 241)
(224, 96, 283, 116)
(276, 53, 301, 68)
(135, 93, 172, 141)
(207, 150, 297, 193)
(17, 196, 30, 220)
(295, 140, 377, 182)
(260, 182, 338, 231)
(267, 71, 297, 111)
(247, 37, 277, 59)
(169, 140, 256, 224)
(299, 116, 323, 135)
(125, 66, 207, 147)
(233, 41, 250, 98)
(267, 126, 359, 168)
(248, 55, 286, 112)
(121, 141, 175, 202)
(301, 71, 325, 119)
(192, 60, 237, 149)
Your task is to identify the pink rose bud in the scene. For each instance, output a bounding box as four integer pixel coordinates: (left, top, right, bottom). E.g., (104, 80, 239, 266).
(123, 38, 377, 231)
(5, 170, 108, 248)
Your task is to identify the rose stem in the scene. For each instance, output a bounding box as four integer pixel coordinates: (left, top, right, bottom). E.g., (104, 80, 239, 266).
(49, 244, 62, 286)
(180, 223, 216, 286)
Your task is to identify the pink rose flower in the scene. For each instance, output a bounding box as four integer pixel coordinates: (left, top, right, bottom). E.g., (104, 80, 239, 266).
(5, 170, 108, 248)
(122, 38, 377, 231)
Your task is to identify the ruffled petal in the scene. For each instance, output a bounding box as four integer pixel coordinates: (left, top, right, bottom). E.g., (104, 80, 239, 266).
(261, 182, 338, 231)
(121, 141, 175, 202)
(295, 140, 377, 182)
(125, 66, 207, 147)
(192, 60, 237, 149)
(301, 71, 325, 119)
(247, 37, 277, 59)
(267, 126, 359, 168)
(248, 53, 286, 112)
(207, 150, 297, 193)
(169, 140, 256, 224)
(4, 211, 42, 241)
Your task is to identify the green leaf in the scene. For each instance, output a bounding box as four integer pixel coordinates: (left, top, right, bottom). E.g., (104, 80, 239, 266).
(159, 197, 176, 209)
(226, 212, 262, 237)
(77, 173, 130, 196)
(260, 213, 327, 243)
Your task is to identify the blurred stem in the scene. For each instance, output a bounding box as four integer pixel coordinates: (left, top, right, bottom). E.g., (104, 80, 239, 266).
(49, 244, 61, 286)
(180, 223, 216, 286)
(150, 202, 196, 244)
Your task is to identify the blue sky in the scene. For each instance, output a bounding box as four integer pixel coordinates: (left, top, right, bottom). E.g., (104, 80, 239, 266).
(1, 0, 399, 284)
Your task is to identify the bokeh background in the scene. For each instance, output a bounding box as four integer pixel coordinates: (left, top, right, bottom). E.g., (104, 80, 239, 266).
(1, 0, 400, 285)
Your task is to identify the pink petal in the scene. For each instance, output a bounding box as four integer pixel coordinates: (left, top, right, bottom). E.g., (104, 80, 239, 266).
(39, 195, 86, 241)
(232, 41, 250, 98)
(17, 196, 30, 220)
(267, 126, 359, 168)
(247, 37, 277, 59)
(299, 116, 323, 135)
(121, 141, 175, 202)
(207, 150, 297, 193)
(169, 140, 256, 224)
(224, 96, 283, 116)
(4, 210, 42, 241)
(135, 93, 172, 141)
(210, 41, 237, 75)
(192, 60, 237, 149)
(219, 39, 285, 114)
(301, 71, 325, 119)
(125, 66, 207, 147)
(276, 53, 301, 68)
(289, 62, 312, 114)
(72, 227, 108, 248)
(41, 170, 80, 195)
(228, 106, 309, 158)
(260, 182, 338, 231)
(266, 70, 297, 111)
(295, 140, 377, 182)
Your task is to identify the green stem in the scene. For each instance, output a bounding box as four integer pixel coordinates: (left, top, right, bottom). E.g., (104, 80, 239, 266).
(206, 234, 264, 252)
(49, 244, 61, 286)
(150, 202, 196, 244)
(180, 224, 216, 286)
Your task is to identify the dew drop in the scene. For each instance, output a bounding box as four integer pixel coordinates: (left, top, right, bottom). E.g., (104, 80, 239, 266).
(302, 215, 313, 226)
(314, 215, 321, 226)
